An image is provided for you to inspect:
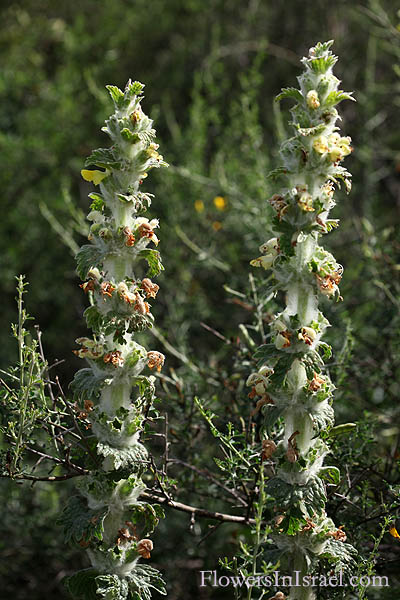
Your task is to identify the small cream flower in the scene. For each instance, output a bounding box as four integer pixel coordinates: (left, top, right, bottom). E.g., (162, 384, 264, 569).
(259, 237, 279, 255)
(298, 326, 317, 346)
(298, 192, 314, 212)
(250, 238, 279, 269)
(306, 90, 320, 109)
(136, 217, 160, 246)
(313, 135, 329, 154)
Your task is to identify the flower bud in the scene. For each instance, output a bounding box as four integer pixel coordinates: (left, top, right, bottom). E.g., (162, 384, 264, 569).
(306, 90, 320, 109)
(275, 331, 291, 349)
(286, 359, 307, 391)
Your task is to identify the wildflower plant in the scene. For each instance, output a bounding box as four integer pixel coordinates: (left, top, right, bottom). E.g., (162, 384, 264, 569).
(247, 41, 357, 598)
(63, 81, 168, 600)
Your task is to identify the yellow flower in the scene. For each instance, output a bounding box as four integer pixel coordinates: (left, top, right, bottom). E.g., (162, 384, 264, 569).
(212, 221, 222, 231)
(213, 196, 227, 210)
(390, 526, 400, 540)
(194, 200, 204, 213)
(81, 169, 108, 185)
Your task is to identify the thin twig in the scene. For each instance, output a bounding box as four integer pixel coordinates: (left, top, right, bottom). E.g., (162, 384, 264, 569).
(141, 490, 255, 524)
(1, 472, 85, 482)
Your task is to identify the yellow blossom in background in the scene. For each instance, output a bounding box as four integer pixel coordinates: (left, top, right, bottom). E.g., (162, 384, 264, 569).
(194, 200, 204, 213)
(390, 526, 400, 540)
(213, 196, 227, 210)
(212, 221, 222, 231)
(81, 169, 109, 185)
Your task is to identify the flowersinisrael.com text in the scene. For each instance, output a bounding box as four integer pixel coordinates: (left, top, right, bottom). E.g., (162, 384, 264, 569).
(199, 570, 389, 590)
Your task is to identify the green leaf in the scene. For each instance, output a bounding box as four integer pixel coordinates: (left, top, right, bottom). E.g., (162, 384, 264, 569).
(313, 402, 334, 433)
(281, 514, 307, 535)
(302, 476, 327, 514)
(319, 465, 340, 485)
(261, 405, 284, 435)
(266, 166, 288, 181)
(65, 569, 99, 600)
(324, 90, 355, 107)
(293, 123, 326, 137)
(128, 503, 165, 537)
(84, 305, 104, 332)
(127, 565, 167, 599)
(318, 342, 332, 361)
(320, 539, 357, 572)
(106, 85, 125, 108)
(253, 343, 275, 364)
(70, 367, 108, 399)
(312, 40, 335, 54)
(85, 147, 122, 169)
(89, 192, 105, 211)
(95, 574, 129, 600)
(270, 354, 295, 386)
(275, 87, 303, 103)
(124, 80, 145, 99)
(76, 244, 105, 280)
(328, 423, 357, 438)
(121, 128, 140, 143)
(58, 496, 107, 544)
(309, 55, 337, 73)
(97, 441, 148, 470)
(137, 249, 164, 277)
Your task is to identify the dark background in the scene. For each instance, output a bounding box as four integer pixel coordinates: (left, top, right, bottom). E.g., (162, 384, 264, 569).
(0, 0, 399, 598)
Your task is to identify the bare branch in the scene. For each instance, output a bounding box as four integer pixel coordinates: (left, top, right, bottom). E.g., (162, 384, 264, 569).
(141, 490, 255, 525)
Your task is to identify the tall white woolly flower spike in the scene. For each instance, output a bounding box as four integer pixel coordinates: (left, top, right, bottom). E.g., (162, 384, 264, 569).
(60, 81, 168, 600)
(248, 42, 356, 600)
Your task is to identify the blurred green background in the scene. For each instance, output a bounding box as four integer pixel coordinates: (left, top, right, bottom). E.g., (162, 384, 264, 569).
(0, 0, 399, 598)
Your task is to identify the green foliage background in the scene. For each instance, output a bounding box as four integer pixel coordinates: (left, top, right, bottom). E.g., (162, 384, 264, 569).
(0, 0, 399, 598)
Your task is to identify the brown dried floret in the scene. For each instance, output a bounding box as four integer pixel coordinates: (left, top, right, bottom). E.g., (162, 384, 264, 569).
(328, 525, 347, 542)
(251, 394, 274, 416)
(261, 439, 277, 461)
(100, 281, 116, 299)
(286, 430, 299, 463)
(138, 222, 154, 239)
(133, 293, 150, 314)
(141, 278, 159, 299)
(137, 538, 153, 559)
(301, 518, 316, 533)
(268, 194, 288, 220)
(80, 279, 96, 293)
(316, 274, 336, 296)
(268, 592, 286, 600)
(103, 351, 124, 368)
(122, 226, 136, 247)
(116, 527, 135, 545)
(147, 351, 165, 372)
(309, 372, 325, 392)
